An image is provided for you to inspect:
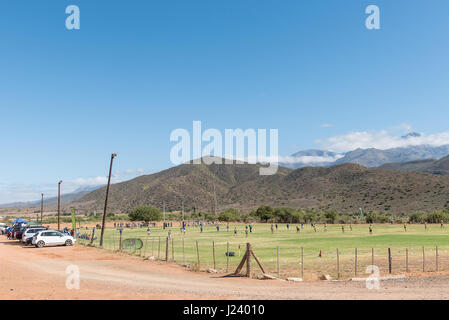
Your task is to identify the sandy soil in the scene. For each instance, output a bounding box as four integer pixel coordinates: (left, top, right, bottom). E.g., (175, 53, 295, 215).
(2, 236, 449, 300)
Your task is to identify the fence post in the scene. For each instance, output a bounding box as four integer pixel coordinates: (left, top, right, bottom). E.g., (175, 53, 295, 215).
(119, 230, 122, 251)
(406, 248, 409, 273)
(226, 242, 229, 273)
(151, 237, 154, 257)
(246, 243, 251, 277)
(158, 236, 161, 260)
(143, 234, 149, 258)
(182, 238, 185, 265)
(301, 247, 304, 279)
(165, 237, 169, 262)
(336, 248, 340, 279)
(212, 241, 216, 270)
(436, 246, 439, 272)
(354, 248, 358, 276)
(90, 228, 96, 246)
(422, 246, 425, 272)
(172, 238, 175, 262)
(371, 248, 374, 266)
(388, 248, 392, 274)
(277, 246, 280, 278)
(196, 240, 200, 270)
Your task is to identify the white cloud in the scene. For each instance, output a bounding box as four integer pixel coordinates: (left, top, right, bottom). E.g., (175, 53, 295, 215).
(320, 123, 334, 128)
(0, 168, 150, 205)
(278, 155, 344, 164)
(318, 130, 449, 153)
(70, 176, 108, 187)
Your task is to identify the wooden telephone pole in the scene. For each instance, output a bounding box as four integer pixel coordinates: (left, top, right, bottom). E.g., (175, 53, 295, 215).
(100, 153, 117, 246)
(40, 193, 44, 224)
(57, 181, 62, 230)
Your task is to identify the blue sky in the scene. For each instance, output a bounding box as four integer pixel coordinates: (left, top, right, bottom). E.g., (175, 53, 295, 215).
(0, 0, 448, 202)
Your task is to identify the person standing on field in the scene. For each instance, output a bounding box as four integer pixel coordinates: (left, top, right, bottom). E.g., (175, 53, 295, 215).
(271, 224, 274, 234)
(341, 225, 345, 233)
(369, 224, 373, 234)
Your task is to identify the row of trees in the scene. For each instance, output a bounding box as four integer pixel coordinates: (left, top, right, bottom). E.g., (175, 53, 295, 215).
(126, 205, 449, 224)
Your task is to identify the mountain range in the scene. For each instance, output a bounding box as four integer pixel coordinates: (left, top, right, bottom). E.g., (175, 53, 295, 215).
(0, 185, 103, 209)
(69, 157, 449, 214)
(380, 155, 449, 176)
(282, 140, 449, 169)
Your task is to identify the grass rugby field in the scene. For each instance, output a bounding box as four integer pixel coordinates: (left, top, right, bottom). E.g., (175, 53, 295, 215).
(78, 223, 449, 280)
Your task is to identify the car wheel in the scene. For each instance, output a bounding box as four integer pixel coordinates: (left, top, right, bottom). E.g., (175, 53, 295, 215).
(65, 239, 73, 246)
(36, 241, 45, 248)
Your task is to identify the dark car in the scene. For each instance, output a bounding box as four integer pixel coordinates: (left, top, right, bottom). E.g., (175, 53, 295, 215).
(11, 225, 24, 239)
(15, 225, 45, 240)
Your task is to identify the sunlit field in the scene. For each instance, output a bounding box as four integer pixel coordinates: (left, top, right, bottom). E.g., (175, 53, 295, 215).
(78, 223, 449, 280)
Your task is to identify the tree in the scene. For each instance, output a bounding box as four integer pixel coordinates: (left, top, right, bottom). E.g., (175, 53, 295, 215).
(304, 211, 317, 223)
(425, 211, 448, 223)
(128, 206, 162, 222)
(255, 206, 274, 222)
(409, 212, 425, 223)
(274, 207, 301, 223)
(218, 209, 241, 222)
(324, 210, 339, 224)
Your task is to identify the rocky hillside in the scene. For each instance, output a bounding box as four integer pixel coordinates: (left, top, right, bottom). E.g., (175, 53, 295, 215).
(69, 158, 449, 214)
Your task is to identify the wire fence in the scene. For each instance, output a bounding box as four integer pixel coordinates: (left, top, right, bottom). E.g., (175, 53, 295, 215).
(76, 227, 449, 280)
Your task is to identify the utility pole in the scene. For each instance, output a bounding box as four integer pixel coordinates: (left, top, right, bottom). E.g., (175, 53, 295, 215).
(57, 181, 62, 230)
(182, 200, 184, 222)
(41, 193, 44, 224)
(213, 180, 217, 216)
(163, 201, 166, 225)
(100, 153, 117, 247)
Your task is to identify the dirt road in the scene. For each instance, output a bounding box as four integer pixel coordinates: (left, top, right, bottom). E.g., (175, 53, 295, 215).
(2, 237, 449, 300)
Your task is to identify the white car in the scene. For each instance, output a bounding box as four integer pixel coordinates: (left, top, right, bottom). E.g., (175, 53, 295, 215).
(21, 227, 48, 243)
(32, 230, 76, 248)
(0, 223, 6, 234)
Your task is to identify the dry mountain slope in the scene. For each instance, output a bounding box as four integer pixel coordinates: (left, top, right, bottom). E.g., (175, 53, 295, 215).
(380, 155, 449, 176)
(70, 159, 449, 214)
(71, 159, 291, 213)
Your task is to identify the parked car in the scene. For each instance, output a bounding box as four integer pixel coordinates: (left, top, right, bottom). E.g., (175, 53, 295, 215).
(11, 225, 24, 239)
(14, 224, 36, 240)
(32, 230, 76, 248)
(21, 226, 48, 243)
(0, 223, 7, 235)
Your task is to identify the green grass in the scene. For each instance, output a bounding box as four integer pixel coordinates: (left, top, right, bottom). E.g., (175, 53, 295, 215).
(77, 223, 449, 279)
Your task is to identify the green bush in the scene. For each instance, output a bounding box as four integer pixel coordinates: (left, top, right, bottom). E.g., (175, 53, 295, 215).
(218, 209, 242, 222)
(128, 206, 162, 222)
(254, 206, 274, 222)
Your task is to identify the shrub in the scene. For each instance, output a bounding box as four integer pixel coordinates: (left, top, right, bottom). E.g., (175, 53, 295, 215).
(128, 206, 162, 222)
